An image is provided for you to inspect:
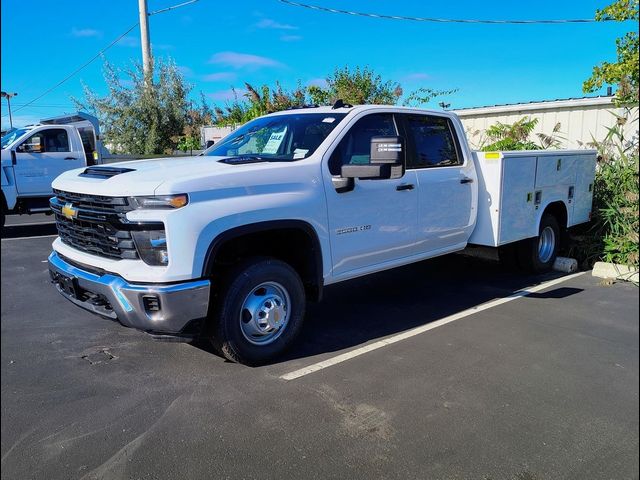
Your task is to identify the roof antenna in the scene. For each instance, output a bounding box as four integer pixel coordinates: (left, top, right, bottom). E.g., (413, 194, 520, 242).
(332, 99, 353, 109)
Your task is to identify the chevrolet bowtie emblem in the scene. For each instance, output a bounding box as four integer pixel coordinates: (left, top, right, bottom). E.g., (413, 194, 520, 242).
(61, 203, 78, 220)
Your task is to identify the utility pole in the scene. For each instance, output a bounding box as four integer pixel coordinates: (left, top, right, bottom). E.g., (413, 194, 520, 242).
(137, 0, 198, 79)
(1, 91, 18, 129)
(138, 0, 153, 78)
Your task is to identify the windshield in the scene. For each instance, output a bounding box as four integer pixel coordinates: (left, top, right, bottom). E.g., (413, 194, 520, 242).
(1, 128, 30, 149)
(203, 112, 348, 161)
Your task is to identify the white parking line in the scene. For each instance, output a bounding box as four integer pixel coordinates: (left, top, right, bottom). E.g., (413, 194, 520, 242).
(1, 234, 58, 241)
(280, 271, 585, 381)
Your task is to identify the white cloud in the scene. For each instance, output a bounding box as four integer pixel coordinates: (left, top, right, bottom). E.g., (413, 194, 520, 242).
(177, 65, 194, 77)
(256, 18, 298, 30)
(306, 78, 328, 88)
(209, 51, 284, 70)
(202, 72, 237, 82)
(71, 27, 102, 38)
(280, 35, 302, 42)
(403, 73, 431, 81)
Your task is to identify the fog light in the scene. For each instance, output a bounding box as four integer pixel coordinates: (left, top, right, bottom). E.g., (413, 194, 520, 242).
(142, 295, 161, 312)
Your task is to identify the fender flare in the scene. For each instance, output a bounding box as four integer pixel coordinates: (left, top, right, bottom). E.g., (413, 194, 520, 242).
(201, 219, 324, 296)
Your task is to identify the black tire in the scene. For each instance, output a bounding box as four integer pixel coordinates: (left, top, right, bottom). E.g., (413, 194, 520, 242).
(209, 258, 306, 366)
(517, 213, 560, 273)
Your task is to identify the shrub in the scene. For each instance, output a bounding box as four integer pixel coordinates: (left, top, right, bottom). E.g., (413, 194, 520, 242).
(569, 111, 639, 269)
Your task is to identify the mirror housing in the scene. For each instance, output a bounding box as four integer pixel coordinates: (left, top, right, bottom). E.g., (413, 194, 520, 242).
(341, 163, 391, 179)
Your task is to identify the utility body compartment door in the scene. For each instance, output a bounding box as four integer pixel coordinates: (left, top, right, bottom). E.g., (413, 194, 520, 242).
(498, 156, 537, 244)
(571, 154, 596, 226)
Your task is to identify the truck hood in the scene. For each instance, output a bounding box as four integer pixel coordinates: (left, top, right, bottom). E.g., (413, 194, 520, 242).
(51, 155, 308, 196)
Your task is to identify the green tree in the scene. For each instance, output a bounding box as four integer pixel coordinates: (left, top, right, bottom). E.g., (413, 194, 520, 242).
(213, 65, 457, 125)
(480, 117, 564, 151)
(74, 58, 191, 155)
(308, 66, 402, 105)
(583, 0, 639, 105)
(214, 82, 306, 126)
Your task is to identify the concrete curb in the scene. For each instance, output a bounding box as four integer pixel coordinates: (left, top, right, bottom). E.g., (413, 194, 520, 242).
(592, 262, 639, 283)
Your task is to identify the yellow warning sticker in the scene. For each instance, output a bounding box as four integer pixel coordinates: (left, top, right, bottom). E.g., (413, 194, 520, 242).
(485, 152, 501, 159)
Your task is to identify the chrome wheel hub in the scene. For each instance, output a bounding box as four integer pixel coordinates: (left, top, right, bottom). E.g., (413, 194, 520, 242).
(239, 281, 290, 345)
(538, 226, 556, 264)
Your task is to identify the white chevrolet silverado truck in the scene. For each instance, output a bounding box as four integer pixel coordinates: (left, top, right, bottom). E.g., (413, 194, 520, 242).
(47, 104, 597, 365)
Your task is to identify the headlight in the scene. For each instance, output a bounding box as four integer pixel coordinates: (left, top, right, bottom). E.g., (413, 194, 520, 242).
(132, 230, 169, 266)
(129, 194, 188, 209)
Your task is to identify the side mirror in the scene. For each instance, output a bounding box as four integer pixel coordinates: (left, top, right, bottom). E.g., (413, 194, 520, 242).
(205, 140, 215, 149)
(340, 136, 405, 180)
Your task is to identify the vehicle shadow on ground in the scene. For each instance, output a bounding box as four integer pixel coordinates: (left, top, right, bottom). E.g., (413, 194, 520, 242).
(1, 222, 57, 239)
(192, 254, 583, 365)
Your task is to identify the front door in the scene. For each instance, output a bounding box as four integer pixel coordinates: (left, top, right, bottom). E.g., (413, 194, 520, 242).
(324, 112, 418, 278)
(14, 127, 83, 196)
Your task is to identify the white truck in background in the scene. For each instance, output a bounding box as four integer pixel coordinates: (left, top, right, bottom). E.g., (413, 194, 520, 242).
(0, 112, 106, 227)
(46, 104, 597, 365)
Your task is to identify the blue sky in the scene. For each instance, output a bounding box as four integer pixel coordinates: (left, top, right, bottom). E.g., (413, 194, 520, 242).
(0, 0, 635, 129)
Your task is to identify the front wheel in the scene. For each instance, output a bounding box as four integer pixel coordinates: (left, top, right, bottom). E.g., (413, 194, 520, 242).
(518, 214, 560, 273)
(209, 258, 306, 365)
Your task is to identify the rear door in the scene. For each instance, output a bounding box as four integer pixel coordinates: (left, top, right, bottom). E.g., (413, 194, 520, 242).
(324, 112, 418, 278)
(400, 113, 476, 254)
(13, 127, 84, 195)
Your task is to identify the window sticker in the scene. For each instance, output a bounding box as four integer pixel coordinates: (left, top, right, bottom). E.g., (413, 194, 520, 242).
(322, 117, 336, 123)
(293, 148, 309, 159)
(262, 128, 287, 154)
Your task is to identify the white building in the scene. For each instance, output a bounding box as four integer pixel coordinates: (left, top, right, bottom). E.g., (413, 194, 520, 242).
(453, 96, 639, 150)
(201, 125, 236, 147)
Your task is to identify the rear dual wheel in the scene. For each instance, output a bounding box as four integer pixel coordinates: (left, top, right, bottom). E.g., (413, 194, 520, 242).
(208, 258, 306, 366)
(517, 213, 560, 273)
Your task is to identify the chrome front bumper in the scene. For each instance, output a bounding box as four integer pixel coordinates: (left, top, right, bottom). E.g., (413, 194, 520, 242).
(48, 251, 210, 335)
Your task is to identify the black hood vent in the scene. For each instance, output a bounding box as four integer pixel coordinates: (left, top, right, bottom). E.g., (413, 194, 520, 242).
(79, 166, 136, 179)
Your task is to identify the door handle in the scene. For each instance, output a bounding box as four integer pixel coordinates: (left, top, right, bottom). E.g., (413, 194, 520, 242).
(64, 157, 77, 160)
(460, 177, 474, 184)
(396, 184, 414, 191)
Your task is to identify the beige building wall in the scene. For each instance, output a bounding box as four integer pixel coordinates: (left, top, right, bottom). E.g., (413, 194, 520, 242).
(453, 97, 639, 150)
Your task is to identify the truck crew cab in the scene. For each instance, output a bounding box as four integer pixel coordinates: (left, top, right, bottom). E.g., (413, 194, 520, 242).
(1, 112, 103, 227)
(47, 104, 597, 365)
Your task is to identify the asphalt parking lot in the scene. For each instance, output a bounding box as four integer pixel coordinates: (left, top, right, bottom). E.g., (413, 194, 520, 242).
(2, 215, 638, 480)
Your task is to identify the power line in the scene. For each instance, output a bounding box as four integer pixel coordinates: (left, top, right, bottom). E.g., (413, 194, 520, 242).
(6, 23, 139, 118)
(279, 0, 609, 24)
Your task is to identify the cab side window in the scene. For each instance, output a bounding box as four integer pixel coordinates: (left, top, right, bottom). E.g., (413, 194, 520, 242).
(18, 129, 70, 154)
(404, 115, 461, 168)
(329, 113, 397, 175)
